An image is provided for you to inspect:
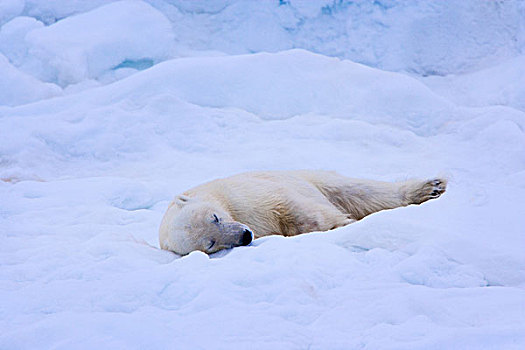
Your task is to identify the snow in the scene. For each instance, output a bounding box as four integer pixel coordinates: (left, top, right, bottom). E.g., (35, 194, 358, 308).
(0, 16, 44, 67)
(420, 55, 525, 112)
(163, 0, 525, 74)
(0, 0, 523, 96)
(1, 1, 525, 349)
(7, 1, 174, 87)
(0, 0, 23, 26)
(0, 53, 61, 106)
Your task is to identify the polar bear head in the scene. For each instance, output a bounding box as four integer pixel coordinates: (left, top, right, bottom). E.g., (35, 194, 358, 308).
(159, 195, 253, 255)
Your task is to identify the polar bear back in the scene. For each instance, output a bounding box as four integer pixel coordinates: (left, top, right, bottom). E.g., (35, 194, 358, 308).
(183, 170, 342, 237)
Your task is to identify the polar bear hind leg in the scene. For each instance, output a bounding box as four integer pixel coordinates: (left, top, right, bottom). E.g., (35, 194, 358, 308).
(308, 174, 447, 221)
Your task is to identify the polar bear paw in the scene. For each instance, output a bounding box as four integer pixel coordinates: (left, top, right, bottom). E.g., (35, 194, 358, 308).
(409, 178, 447, 205)
(429, 179, 447, 198)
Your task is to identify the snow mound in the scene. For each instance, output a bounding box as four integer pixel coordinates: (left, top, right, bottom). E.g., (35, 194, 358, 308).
(1, 50, 524, 182)
(421, 55, 525, 112)
(20, 0, 173, 86)
(0, 0, 524, 107)
(0, 16, 44, 67)
(0, 53, 61, 106)
(85, 49, 456, 134)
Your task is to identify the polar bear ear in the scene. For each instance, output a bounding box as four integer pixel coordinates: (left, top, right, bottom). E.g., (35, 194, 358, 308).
(174, 194, 191, 207)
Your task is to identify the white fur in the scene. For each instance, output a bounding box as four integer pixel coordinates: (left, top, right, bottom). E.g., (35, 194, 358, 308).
(159, 170, 447, 255)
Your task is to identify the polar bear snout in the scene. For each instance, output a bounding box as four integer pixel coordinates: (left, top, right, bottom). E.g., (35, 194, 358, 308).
(241, 229, 253, 246)
(221, 223, 253, 247)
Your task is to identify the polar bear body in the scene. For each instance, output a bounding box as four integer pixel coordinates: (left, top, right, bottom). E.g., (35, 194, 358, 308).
(159, 170, 446, 255)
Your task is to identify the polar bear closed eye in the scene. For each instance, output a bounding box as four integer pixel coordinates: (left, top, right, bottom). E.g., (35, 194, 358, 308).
(159, 170, 447, 255)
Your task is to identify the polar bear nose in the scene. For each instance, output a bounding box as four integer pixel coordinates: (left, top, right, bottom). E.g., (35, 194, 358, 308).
(241, 229, 253, 246)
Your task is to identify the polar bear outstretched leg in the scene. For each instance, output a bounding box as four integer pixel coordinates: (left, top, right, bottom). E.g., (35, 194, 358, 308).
(309, 174, 447, 221)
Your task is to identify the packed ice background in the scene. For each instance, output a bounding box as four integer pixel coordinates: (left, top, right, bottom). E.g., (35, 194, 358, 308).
(1, 1, 525, 349)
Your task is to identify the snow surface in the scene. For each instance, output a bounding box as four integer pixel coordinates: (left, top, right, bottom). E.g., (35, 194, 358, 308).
(1, 1, 525, 349)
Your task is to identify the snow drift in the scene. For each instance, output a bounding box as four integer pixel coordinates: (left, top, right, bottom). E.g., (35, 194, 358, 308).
(1, 0, 524, 106)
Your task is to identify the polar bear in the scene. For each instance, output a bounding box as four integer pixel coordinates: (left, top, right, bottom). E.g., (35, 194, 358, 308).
(159, 170, 447, 255)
